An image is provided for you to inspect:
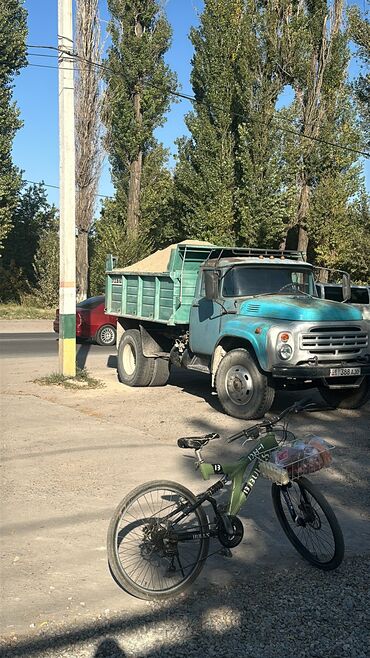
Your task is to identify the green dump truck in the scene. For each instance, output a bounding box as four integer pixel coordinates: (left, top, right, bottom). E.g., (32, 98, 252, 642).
(105, 242, 370, 419)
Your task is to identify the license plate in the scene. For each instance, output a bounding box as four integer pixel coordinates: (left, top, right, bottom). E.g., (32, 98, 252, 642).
(329, 367, 361, 377)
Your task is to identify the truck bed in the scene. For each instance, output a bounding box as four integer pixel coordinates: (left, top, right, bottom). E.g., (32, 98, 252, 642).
(105, 243, 215, 325)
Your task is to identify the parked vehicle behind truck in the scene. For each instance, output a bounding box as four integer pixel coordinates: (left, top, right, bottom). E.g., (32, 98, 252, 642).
(105, 242, 370, 419)
(315, 283, 370, 321)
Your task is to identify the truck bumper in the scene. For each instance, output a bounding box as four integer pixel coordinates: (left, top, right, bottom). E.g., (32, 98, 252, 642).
(271, 361, 370, 379)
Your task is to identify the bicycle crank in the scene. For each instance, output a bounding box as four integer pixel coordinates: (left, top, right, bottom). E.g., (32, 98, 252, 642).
(217, 515, 244, 548)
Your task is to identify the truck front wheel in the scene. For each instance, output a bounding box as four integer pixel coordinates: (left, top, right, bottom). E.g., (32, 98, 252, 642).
(318, 376, 370, 409)
(215, 348, 275, 419)
(117, 329, 155, 387)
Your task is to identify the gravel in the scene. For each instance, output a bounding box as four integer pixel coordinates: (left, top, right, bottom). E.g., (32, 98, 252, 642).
(1, 555, 369, 658)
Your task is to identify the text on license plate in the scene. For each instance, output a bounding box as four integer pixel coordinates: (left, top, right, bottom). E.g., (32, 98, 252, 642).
(329, 367, 361, 377)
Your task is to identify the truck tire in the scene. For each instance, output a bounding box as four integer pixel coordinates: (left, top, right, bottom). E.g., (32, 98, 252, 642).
(117, 329, 155, 387)
(318, 376, 370, 409)
(215, 348, 275, 419)
(149, 357, 170, 387)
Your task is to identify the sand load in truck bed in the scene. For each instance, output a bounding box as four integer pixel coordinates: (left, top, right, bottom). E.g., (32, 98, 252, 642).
(113, 240, 213, 274)
(105, 241, 216, 325)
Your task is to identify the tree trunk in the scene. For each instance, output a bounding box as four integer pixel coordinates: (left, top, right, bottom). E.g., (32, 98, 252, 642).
(76, 230, 89, 301)
(127, 18, 143, 240)
(75, 0, 102, 300)
(127, 147, 142, 239)
(296, 180, 310, 258)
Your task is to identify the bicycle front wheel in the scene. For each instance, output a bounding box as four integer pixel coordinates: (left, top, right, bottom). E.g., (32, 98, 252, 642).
(107, 480, 210, 600)
(272, 476, 344, 570)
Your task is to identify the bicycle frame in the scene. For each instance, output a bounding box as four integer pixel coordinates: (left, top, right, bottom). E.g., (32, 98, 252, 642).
(198, 432, 279, 516)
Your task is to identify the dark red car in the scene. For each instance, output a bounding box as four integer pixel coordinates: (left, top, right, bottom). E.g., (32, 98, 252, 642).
(53, 295, 117, 346)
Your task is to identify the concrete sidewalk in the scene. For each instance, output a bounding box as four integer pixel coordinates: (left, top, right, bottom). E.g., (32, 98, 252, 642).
(1, 321, 370, 642)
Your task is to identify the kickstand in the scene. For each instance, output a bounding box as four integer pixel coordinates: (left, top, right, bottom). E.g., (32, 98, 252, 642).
(219, 547, 233, 558)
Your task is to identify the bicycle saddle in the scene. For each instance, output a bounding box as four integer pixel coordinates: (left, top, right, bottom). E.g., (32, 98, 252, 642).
(177, 433, 220, 449)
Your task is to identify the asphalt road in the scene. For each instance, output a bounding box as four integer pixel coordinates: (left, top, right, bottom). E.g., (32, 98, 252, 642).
(0, 333, 112, 358)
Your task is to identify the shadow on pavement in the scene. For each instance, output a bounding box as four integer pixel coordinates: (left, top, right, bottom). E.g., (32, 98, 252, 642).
(94, 638, 126, 657)
(107, 355, 117, 369)
(77, 342, 92, 369)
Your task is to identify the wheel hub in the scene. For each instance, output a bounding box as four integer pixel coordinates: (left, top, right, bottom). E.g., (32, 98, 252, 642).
(100, 326, 114, 344)
(225, 365, 254, 406)
(122, 342, 136, 375)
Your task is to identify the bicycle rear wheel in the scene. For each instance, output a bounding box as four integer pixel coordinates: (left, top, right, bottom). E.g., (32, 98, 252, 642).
(107, 480, 210, 600)
(272, 476, 344, 570)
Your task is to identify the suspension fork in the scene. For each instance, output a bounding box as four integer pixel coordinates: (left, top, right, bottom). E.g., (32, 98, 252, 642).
(281, 482, 312, 526)
(281, 484, 300, 524)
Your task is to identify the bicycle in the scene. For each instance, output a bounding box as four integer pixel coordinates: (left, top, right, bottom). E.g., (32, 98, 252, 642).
(107, 399, 344, 600)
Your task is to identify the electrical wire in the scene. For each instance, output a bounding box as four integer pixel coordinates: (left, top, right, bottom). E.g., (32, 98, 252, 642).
(26, 43, 370, 159)
(22, 179, 113, 199)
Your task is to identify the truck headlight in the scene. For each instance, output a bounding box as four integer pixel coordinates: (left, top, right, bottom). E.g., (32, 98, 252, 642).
(276, 331, 294, 360)
(278, 344, 293, 360)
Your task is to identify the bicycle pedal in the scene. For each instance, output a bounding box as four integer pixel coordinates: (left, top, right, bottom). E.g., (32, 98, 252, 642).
(219, 547, 233, 558)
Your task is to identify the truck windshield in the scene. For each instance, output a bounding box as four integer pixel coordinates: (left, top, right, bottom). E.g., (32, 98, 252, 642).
(222, 266, 316, 298)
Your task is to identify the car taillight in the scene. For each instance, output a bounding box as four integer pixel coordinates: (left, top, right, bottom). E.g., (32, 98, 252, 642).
(76, 312, 82, 327)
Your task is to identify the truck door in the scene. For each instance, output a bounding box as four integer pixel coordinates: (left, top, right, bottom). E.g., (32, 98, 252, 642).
(189, 273, 222, 355)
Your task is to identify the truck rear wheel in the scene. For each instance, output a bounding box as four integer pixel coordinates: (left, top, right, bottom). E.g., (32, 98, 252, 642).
(117, 329, 155, 387)
(149, 357, 170, 387)
(318, 376, 370, 409)
(215, 348, 275, 419)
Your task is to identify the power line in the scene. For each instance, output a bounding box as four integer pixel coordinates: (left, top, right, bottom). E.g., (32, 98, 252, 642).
(22, 179, 113, 199)
(27, 62, 76, 71)
(26, 43, 370, 159)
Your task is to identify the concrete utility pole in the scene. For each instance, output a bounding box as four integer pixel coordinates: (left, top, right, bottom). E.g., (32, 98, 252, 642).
(58, 0, 76, 376)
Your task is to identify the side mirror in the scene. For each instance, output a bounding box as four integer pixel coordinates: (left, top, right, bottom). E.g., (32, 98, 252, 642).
(342, 273, 351, 303)
(204, 269, 219, 300)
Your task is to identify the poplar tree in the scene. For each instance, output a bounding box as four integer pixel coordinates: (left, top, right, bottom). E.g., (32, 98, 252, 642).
(103, 0, 176, 241)
(174, 0, 295, 246)
(0, 0, 27, 251)
(174, 0, 243, 244)
(234, 1, 296, 246)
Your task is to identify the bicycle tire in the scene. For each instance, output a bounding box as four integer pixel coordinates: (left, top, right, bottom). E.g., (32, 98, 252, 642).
(107, 480, 210, 600)
(272, 476, 344, 570)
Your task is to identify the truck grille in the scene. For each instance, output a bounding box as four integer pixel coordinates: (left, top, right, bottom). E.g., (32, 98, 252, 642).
(300, 326, 368, 356)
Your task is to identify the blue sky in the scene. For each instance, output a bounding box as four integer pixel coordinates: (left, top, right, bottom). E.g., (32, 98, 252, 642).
(13, 0, 369, 208)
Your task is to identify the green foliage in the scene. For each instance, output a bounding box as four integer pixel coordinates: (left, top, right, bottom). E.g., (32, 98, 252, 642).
(33, 227, 59, 308)
(174, 0, 241, 244)
(0, 261, 28, 303)
(140, 144, 178, 247)
(348, 6, 370, 147)
(2, 183, 58, 284)
(0, 0, 27, 250)
(89, 201, 152, 296)
(174, 0, 300, 247)
(103, 0, 176, 191)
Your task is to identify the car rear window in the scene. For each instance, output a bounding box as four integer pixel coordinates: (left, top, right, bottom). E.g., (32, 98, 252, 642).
(77, 296, 104, 310)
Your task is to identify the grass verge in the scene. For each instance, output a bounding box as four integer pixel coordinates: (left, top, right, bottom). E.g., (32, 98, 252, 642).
(34, 368, 104, 390)
(0, 303, 55, 320)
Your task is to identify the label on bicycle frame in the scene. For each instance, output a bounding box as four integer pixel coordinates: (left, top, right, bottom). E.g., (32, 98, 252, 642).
(242, 435, 278, 496)
(212, 464, 224, 474)
(242, 464, 261, 496)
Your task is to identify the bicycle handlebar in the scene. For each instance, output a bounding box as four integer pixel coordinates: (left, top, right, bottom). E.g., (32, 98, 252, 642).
(227, 398, 313, 444)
